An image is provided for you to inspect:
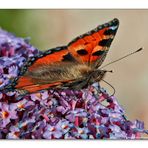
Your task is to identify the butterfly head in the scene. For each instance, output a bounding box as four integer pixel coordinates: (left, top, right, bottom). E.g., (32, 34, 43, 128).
(87, 69, 111, 84)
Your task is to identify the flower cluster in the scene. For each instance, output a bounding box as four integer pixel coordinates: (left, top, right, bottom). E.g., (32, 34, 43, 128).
(0, 29, 147, 139)
(0, 29, 41, 89)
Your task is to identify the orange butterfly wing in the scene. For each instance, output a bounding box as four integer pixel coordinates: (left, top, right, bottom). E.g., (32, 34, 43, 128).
(14, 46, 76, 93)
(67, 18, 119, 67)
(10, 18, 119, 95)
(27, 46, 76, 71)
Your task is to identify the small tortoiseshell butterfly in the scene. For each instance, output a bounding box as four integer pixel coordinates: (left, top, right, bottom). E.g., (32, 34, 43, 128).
(7, 18, 119, 95)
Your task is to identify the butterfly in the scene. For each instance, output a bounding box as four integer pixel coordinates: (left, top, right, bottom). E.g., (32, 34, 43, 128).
(6, 18, 119, 95)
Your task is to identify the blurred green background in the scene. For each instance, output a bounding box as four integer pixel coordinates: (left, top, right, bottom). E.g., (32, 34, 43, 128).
(0, 10, 148, 137)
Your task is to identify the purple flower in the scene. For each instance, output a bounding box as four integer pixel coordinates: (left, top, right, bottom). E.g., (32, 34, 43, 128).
(66, 109, 87, 123)
(43, 120, 73, 139)
(0, 28, 41, 90)
(56, 120, 73, 134)
(30, 93, 42, 101)
(0, 103, 17, 127)
(72, 127, 89, 139)
(30, 91, 50, 107)
(8, 65, 18, 78)
(43, 124, 63, 139)
(0, 29, 40, 58)
(6, 125, 20, 139)
(19, 116, 36, 129)
(109, 125, 127, 139)
(11, 99, 34, 111)
(31, 120, 47, 139)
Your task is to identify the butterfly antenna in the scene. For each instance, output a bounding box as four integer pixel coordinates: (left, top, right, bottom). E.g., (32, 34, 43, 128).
(100, 47, 143, 69)
(101, 79, 116, 96)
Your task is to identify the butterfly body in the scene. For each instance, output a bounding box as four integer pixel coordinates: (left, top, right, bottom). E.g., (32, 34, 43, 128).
(5, 18, 119, 95)
(16, 61, 107, 91)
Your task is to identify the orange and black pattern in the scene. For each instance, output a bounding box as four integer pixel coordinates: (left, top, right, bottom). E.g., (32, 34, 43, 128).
(8, 18, 119, 94)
